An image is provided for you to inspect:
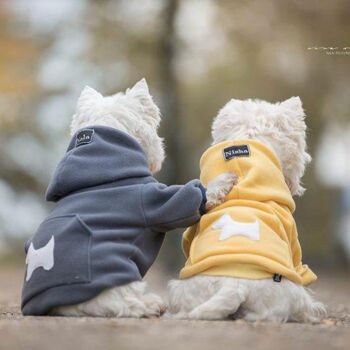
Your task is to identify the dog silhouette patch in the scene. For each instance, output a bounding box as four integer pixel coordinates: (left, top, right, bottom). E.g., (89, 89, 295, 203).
(213, 214, 260, 241)
(26, 236, 55, 281)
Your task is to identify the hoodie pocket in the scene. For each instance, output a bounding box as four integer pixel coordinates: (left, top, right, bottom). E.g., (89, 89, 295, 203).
(23, 215, 92, 300)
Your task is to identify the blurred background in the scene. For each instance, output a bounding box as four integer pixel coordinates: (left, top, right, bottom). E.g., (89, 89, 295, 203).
(1, 0, 350, 276)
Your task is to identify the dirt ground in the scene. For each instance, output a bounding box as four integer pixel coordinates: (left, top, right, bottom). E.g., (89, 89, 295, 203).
(0, 264, 349, 350)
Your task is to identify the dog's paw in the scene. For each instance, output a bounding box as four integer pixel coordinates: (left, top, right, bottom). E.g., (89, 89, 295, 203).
(142, 293, 167, 317)
(205, 172, 237, 211)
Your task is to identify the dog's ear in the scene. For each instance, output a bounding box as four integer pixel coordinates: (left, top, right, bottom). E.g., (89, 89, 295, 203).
(279, 96, 311, 196)
(76, 86, 103, 113)
(127, 78, 160, 126)
(281, 96, 304, 119)
(71, 86, 103, 136)
(128, 78, 150, 96)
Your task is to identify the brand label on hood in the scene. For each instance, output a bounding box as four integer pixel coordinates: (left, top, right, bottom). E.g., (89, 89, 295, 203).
(76, 129, 94, 147)
(223, 145, 250, 160)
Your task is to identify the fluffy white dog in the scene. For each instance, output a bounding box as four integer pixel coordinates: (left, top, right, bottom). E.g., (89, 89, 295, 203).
(168, 97, 326, 323)
(49, 79, 234, 318)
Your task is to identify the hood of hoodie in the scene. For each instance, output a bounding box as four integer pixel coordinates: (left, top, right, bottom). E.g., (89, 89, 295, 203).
(46, 126, 151, 202)
(199, 139, 295, 212)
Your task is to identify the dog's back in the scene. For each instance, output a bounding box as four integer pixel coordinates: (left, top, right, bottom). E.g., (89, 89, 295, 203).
(22, 126, 162, 315)
(180, 139, 316, 286)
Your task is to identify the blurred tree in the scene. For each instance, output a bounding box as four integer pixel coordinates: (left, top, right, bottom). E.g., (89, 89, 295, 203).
(157, 0, 187, 272)
(158, 0, 182, 183)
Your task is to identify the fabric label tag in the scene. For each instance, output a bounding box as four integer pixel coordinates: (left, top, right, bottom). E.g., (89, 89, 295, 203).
(223, 145, 250, 160)
(273, 274, 282, 282)
(76, 129, 94, 147)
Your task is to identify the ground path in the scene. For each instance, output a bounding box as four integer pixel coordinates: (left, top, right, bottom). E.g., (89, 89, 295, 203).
(0, 265, 349, 350)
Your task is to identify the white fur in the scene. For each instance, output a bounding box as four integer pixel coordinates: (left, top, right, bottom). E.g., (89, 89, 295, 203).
(54, 79, 234, 318)
(168, 276, 325, 322)
(168, 97, 326, 323)
(52, 281, 166, 318)
(71, 78, 165, 174)
(212, 97, 311, 196)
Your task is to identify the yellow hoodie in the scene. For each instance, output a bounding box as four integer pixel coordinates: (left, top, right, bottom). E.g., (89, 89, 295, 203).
(180, 140, 316, 286)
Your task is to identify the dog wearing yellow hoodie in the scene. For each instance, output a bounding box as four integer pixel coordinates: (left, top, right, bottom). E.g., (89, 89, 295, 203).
(168, 97, 326, 322)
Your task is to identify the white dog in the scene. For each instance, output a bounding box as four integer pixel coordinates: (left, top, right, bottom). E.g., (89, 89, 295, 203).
(47, 79, 234, 318)
(168, 97, 326, 323)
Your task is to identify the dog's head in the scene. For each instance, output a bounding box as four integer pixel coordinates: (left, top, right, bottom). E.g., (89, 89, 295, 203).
(71, 78, 164, 173)
(211, 97, 311, 196)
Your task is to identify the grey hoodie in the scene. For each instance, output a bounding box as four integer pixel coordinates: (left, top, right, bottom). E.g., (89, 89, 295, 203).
(21, 126, 206, 316)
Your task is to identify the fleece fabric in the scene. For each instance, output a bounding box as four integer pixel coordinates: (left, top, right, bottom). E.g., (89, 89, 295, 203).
(180, 139, 316, 286)
(22, 126, 206, 315)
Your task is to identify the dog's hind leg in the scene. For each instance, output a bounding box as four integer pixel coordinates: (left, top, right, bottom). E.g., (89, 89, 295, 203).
(140, 291, 167, 317)
(51, 281, 165, 318)
(289, 287, 326, 323)
(188, 284, 247, 320)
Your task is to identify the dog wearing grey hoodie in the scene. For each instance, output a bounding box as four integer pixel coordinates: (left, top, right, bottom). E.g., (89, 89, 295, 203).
(21, 79, 235, 317)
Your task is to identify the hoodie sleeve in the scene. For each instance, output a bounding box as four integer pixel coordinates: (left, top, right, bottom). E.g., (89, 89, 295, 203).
(141, 179, 207, 232)
(290, 221, 317, 286)
(182, 224, 198, 258)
